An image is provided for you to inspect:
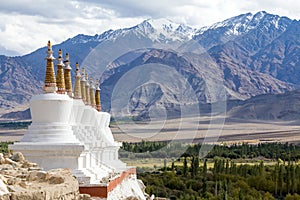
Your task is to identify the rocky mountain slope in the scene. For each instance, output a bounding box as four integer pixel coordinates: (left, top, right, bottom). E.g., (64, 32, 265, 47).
(0, 56, 42, 113)
(0, 11, 300, 119)
(100, 48, 292, 118)
(228, 90, 300, 121)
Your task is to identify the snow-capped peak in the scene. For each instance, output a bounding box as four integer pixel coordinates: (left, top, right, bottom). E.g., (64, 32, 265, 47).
(69, 18, 196, 45)
(68, 11, 291, 46)
(135, 18, 196, 43)
(145, 18, 178, 31)
(195, 11, 290, 36)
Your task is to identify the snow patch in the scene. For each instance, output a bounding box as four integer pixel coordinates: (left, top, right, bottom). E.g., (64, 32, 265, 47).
(69, 11, 290, 46)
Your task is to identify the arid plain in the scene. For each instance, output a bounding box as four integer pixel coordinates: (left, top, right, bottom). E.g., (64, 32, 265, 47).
(2, 116, 300, 144)
(111, 116, 300, 144)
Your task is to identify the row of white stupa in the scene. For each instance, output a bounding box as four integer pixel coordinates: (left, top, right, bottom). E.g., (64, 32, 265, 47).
(10, 41, 128, 185)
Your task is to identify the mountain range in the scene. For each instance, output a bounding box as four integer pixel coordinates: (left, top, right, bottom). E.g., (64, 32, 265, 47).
(1, 11, 300, 120)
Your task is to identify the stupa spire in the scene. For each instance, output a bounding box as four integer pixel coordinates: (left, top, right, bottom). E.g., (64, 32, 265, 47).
(89, 78, 96, 108)
(95, 79, 101, 112)
(80, 68, 87, 103)
(64, 53, 73, 97)
(56, 49, 66, 94)
(85, 73, 91, 105)
(43, 41, 57, 93)
(73, 62, 82, 99)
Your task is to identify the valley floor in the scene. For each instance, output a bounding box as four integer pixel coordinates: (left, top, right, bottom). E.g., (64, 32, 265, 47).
(1, 116, 300, 144)
(111, 116, 300, 144)
(0, 129, 26, 142)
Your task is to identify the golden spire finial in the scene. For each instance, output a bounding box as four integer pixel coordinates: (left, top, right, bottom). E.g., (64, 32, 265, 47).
(64, 53, 73, 97)
(95, 79, 101, 112)
(85, 73, 91, 105)
(58, 49, 62, 56)
(47, 40, 52, 50)
(89, 77, 96, 108)
(56, 49, 66, 94)
(73, 62, 82, 99)
(80, 68, 87, 103)
(43, 40, 57, 93)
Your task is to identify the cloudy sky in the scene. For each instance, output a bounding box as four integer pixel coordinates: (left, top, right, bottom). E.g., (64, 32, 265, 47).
(0, 0, 300, 56)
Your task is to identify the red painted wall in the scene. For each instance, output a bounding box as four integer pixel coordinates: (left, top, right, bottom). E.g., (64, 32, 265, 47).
(79, 167, 137, 198)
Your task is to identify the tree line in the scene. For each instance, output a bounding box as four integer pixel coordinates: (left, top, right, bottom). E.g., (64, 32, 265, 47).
(121, 141, 300, 161)
(139, 156, 300, 199)
(121, 141, 300, 199)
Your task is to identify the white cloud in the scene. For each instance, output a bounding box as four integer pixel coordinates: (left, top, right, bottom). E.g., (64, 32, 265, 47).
(0, 0, 299, 56)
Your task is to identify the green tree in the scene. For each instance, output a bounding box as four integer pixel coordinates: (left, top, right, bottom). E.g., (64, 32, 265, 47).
(259, 161, 265, 177)
(291, 164, 296, 194)
(191, 156, 195, 178)
(279, 164, 284, 198)
(225, 159, 229, 174)
(202, 159, 208, 198)
(230, 160, 237, 175)
(274, 164, 278, 196)
(285, 193, 300, 200)
(183, 157, 188, 176)
(190, 156, 199, 178)
(286, 163, 292, 194)
(262, 192, 275, 200)
(194, 156, 199, 176)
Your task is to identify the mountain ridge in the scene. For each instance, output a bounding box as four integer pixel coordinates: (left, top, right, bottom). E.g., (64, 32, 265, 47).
(0, 11, 300, 120)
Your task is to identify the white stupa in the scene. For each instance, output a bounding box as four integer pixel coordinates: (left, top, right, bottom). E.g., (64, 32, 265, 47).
(10, 41, 146, 199)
